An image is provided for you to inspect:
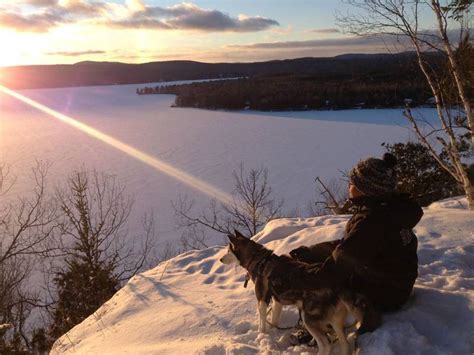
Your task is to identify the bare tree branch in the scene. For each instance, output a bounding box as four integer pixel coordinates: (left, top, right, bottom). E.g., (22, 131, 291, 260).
(338, 0, 474, 209)
(174, 164, 284, 248)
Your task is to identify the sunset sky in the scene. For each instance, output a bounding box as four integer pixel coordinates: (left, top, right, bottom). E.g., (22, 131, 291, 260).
(0, 0, 438, 67)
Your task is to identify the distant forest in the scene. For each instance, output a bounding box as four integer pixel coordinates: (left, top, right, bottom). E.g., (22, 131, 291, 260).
(151, 74, 431, 111)
(140, 53, 439, 110)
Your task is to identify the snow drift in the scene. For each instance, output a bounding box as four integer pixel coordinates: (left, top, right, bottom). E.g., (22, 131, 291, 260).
(51, 197, 474, 354)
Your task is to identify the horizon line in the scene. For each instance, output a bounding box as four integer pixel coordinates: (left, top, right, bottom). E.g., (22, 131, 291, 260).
(0, 50, 419, 69)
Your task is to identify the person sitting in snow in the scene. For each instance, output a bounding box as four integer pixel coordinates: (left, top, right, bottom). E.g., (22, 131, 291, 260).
(290, 153, 423, 338)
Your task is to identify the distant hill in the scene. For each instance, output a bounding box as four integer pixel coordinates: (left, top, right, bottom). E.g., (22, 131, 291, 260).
(0, 52, 441, 90)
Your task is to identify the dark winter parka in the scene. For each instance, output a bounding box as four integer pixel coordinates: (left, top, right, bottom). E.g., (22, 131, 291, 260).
(292, 193, 423, 311)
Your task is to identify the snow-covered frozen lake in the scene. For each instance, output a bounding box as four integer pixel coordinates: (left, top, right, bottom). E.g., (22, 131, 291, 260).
(0, 81, 436, 250)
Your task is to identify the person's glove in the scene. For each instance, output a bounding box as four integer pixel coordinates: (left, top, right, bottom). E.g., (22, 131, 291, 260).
(290, 246, 317, 263)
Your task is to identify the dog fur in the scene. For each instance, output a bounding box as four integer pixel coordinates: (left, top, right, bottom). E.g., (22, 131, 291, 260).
(220, 230, 364, 355)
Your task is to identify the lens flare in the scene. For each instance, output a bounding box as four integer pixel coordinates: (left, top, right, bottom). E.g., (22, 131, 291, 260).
(0, 84, 233, 205)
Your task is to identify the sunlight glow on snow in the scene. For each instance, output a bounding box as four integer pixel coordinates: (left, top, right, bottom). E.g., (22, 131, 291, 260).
(0, 84, 233, 205)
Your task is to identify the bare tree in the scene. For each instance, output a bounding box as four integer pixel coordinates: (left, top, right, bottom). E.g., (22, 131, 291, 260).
(0, 162, 56, 352)
(226, 164, 284, 236)
(0, 162, 56, 265)
(313, 177, 353, 215)
(174, 164, 284, 247)
(338, 0, 474, 209)
(0, 255, 33, 351)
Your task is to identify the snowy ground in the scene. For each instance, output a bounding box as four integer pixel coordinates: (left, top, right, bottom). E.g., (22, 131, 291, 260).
(51, 197, 474, 355)
(0, 81, 434, 251)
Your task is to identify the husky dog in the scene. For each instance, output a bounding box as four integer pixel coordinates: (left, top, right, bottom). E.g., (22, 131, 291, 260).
(220, 230, 364, 355)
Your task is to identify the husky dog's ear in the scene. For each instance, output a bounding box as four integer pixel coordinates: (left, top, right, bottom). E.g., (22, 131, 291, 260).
(234, 229, 246, 239)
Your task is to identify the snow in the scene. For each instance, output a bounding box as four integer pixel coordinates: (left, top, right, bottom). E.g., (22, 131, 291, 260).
(0, 81, 435, 251)
(51, 197, 474, 355)
(240, 107, 439, 127)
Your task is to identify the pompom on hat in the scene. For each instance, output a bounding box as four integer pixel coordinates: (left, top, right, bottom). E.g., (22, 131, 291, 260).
(349, 153, 398, 197)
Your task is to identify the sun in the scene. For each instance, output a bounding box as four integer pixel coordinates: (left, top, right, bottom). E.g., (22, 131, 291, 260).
(0, 30, 53, 67)
(0, 31, 30, 67)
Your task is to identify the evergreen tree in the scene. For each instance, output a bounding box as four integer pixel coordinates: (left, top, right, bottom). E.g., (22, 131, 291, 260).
(48, 169, 151, 344)
(383, 141, 473, 206)
(49, 260, 119, 340)
(31, 328, 49, 355)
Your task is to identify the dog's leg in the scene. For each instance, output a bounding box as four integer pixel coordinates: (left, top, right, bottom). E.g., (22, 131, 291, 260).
(258, 300, 268, 333)
(270, 299, 283, 327)
(329, 302, 351, 355)
(307, 328, 330, 355)
(302, 313, 330, 355)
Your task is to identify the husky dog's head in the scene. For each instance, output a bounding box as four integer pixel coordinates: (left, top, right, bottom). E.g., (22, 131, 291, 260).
(220, 245, 239, 265)
(220, 230, 247, 265)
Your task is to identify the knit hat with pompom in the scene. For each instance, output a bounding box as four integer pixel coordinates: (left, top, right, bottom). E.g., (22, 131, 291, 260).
(349, 153, 398, 197)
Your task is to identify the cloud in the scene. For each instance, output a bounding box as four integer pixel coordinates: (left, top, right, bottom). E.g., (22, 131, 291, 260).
(110, 2, 279, 32)
(227, 36, 383, 50)
(232, 28, 471, 51)
(125, 0, 145, 13)
(46, 49, 106, 56)
(222, 29, 469, 61)
(19, 0, 105, 14)
(311, 28, 340, 34)
(24, 0, 59, 6)
(110, 18, 171, 30)
(59, 0, 108, 16)
(0, 1, 278, 33)
(0, 8, 67, 32)
(0, 0, 109, 32)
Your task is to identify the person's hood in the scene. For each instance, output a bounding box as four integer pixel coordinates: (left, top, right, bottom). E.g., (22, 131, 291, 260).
(351, 194, 423, 229)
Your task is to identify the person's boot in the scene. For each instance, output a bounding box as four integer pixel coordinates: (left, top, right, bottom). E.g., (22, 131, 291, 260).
(355, 295, 382, 334)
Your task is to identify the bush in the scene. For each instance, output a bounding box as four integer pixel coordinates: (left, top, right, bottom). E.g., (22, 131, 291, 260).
(382, 141, 472, 206)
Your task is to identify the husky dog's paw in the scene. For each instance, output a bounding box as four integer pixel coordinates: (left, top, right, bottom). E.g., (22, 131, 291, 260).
(289, 329, 314, 346)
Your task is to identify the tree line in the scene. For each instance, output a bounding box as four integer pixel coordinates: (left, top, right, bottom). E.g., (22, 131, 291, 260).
(145, 72, 434, 111)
